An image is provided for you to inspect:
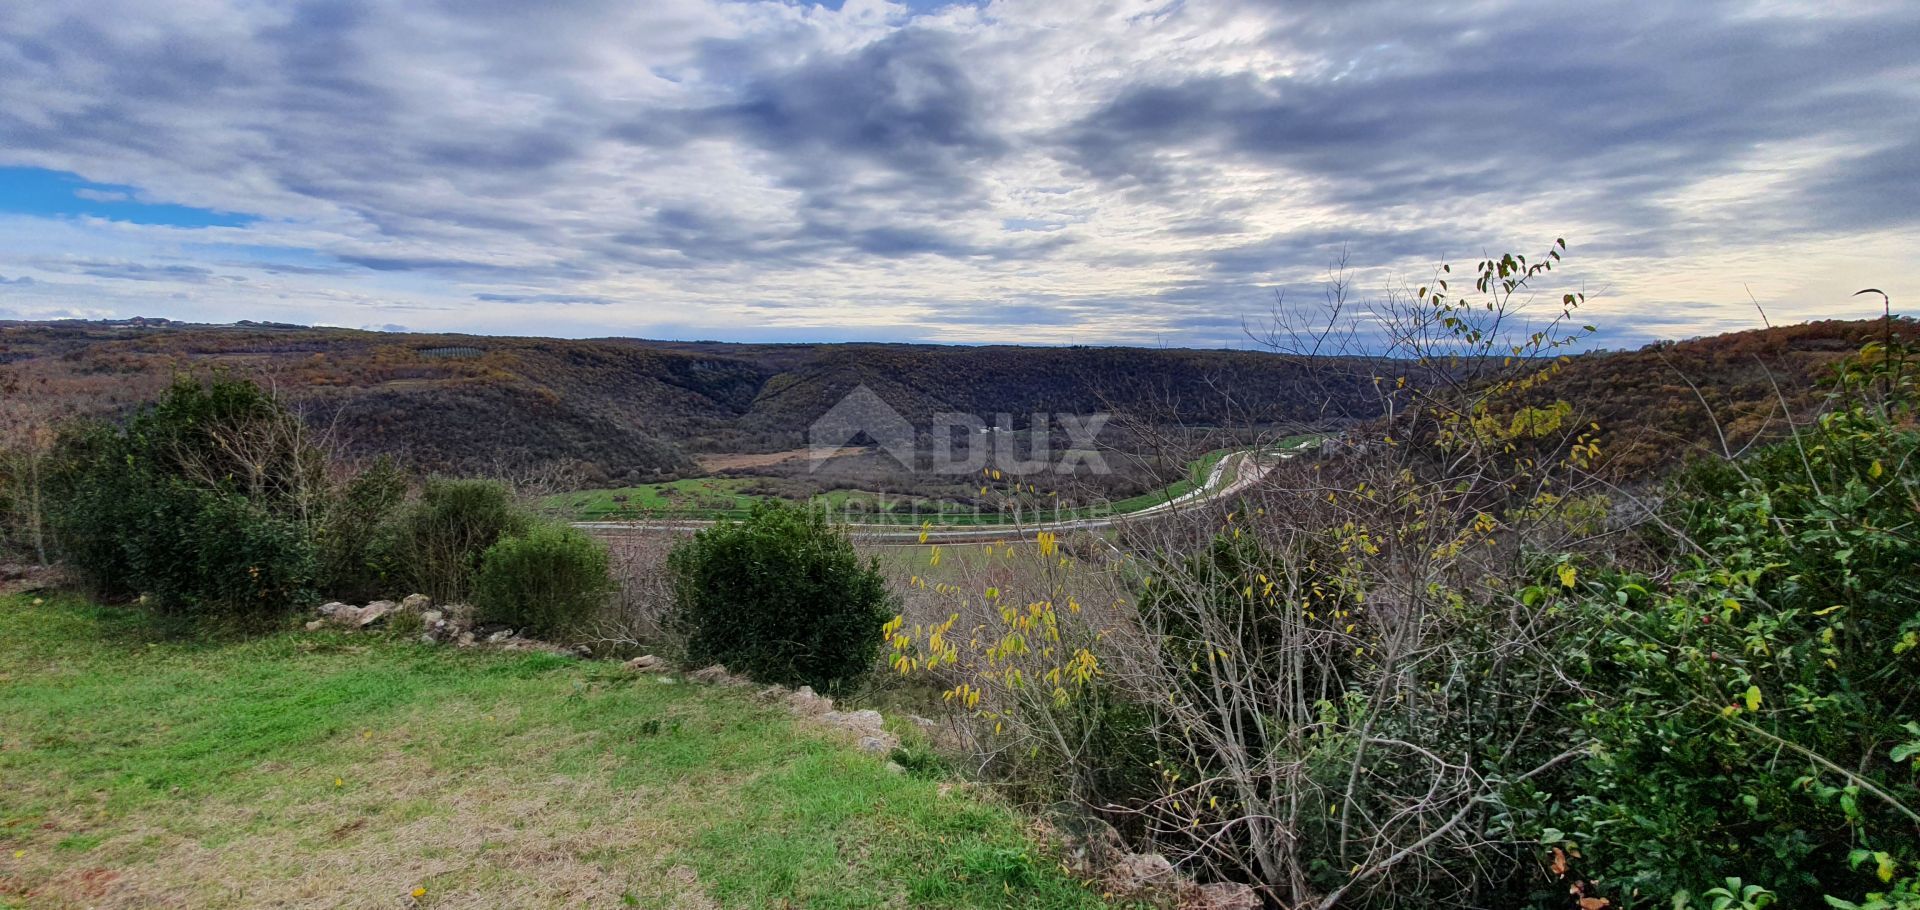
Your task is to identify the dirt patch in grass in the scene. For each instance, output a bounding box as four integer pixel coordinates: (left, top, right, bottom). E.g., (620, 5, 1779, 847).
(693, 446, 857, 472)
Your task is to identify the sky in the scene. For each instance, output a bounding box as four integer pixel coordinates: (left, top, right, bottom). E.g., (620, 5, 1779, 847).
(0, 0, 1914, 349)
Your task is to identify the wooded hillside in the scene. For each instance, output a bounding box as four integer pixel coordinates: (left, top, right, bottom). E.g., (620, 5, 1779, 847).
(3, 317, 1909, 485)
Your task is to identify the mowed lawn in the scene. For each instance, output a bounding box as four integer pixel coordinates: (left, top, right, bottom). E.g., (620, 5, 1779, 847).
(0, 595, 1112, 910)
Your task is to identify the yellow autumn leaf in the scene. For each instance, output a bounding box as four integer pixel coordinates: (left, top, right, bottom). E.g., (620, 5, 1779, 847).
(1557, 564, 1578, 588)
(1743, 685, 1762, 712)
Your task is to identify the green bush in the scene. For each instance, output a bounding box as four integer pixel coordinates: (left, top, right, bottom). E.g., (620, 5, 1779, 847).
(315, 458, 409, 602)
(1036, 689, 1163, 807)
(473, 522, 613, 637)
(1551, 345, 1920, 908)
(189, 491, 318, 615)
(667, 500, 894, 693)
(44, 376, 324, 619)
(386, 477, 529, 603)
(43, 423, 144, 602)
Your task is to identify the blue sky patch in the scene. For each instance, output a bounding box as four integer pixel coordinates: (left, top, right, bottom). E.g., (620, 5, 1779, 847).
(0, 167, 253, 228)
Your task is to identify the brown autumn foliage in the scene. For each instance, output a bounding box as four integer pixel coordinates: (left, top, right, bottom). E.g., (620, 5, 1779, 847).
(2, 316, 1908, 499)
(1524, 317, 1920, 476)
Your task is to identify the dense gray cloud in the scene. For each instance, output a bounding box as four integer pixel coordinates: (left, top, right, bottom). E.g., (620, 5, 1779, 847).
(1802, 138, 1920, 231)
(0, 0, 1912, 347)
(41, 260, 222, 284)
(1064, 4, 1920, 225)
(706, 28, 1007, 195)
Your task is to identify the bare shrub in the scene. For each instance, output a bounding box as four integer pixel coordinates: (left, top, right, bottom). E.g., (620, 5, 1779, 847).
(885, 243, 1622, 907)
(0, 366, 61, 564)
(579, 530, 683, 655)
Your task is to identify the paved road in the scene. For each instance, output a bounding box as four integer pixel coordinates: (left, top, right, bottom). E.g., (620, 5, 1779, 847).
(576, 444, 1305, 545)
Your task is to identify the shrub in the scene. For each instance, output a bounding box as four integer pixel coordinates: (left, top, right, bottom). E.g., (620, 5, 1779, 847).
(188, 491, 318, 615)
(42, 378, 553, 619)
(1552, 349, 1920, 909)
(883, 245, 1626, 907)
(0, 369, 54, 564)
(386, 477, 529, 603)
(0, 452, 52, 565)
(44, 376, 325, 620)
(668, 500, 893, 692)
(473, 523, 613, 637)
(315, 458, 409, 601)
(42, 423, 145, 601)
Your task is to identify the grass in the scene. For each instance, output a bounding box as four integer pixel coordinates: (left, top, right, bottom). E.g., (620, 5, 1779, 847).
(864, 537, 1052, 577)
(544, 476, 763, 517)
(548, 435, 1325, 526)
(1088, 448, 1231, 517)
(0, 594, 1116, 909)
(547, 480, 1009, 526)
(1088, 434, 1320, 518)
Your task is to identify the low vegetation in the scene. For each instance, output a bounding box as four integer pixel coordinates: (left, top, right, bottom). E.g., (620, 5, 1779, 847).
(386, 478, 533, 604)
(1, 245, 1915, 908)
(28, 375, 613, 638)
(473, 523, 614, 638)
(668, 501, 896, 694)
(877, 249, 1919, 909)
(546, 441, 1307, 527)
(0, 595, 1111, 909)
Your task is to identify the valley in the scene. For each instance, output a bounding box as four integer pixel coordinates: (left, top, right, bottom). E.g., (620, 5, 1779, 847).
(3, 317, 1906, 510)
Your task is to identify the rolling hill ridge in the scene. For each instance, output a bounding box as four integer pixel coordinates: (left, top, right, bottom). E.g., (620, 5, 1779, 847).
(2, 317, 1910, 485)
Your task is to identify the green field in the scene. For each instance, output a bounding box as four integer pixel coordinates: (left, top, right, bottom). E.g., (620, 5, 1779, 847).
(544, 476, 766, 517)
(548, 434, 1323, 526)
(0, 595, 1115, 909)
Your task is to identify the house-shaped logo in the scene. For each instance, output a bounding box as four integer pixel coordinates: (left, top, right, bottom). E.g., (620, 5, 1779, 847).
(807, 384, 916, 469)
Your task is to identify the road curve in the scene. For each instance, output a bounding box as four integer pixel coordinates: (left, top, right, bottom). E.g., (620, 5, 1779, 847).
(575, 444, 1307, 545)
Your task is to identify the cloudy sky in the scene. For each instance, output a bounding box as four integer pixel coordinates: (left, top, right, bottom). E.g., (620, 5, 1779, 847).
(0, 0, 1913, 348)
